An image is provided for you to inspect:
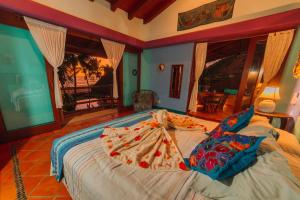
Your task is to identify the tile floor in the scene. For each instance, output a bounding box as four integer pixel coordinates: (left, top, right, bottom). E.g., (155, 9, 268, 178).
(0, 110, 134, 200)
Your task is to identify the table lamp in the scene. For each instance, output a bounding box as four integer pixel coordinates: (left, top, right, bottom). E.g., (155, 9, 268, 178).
(258, 86, 280, 113)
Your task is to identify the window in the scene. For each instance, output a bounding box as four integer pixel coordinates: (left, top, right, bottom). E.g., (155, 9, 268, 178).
(58, 53, 116, 113)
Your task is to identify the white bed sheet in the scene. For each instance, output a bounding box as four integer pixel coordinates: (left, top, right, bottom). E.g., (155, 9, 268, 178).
(62, 115, 300, 200)
(62, 118, 218, 200)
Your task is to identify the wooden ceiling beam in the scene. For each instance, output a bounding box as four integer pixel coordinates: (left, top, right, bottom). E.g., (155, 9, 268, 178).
(127, 0, 149, 20)
(143, 0, 175, 24)
(110, 0, 123, 11)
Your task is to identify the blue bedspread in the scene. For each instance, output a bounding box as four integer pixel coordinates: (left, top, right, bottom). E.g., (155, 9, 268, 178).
(50, 110, 153, 181)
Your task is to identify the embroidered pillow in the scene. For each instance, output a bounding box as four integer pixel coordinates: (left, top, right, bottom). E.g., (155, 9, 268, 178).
(185, 134, 265, 180)
(207, 124, 226, 138)
(221, 106, 254, 133)
(207, 106, 254, 138)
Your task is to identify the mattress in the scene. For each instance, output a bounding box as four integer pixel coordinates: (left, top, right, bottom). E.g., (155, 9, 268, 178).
(53, 112, 300, 200)
(276, 128, 300, 179)
(62, 118, 218, 200)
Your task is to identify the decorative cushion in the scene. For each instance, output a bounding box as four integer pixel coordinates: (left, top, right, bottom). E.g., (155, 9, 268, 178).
(221, 106, 254, 133)
(207, 124, 226, 138)
(185, 134, 265, 180)
(207, 106, 254, 138)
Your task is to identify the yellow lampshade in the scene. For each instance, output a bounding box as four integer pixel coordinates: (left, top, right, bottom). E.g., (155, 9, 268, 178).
(259, 87, 280, 100)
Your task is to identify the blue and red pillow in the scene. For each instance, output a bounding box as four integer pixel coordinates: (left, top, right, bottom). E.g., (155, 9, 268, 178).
(207, 106, 254, 138)
(185, 133, 265, 180)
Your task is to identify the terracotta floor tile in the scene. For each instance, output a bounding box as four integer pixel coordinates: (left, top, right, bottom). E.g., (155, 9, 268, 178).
(17, 150, 33, 160)
(16, 139, 48, 151)
(30, 176, 69, 197)
(54, 196, 72, 200)
(28, 197, 53, 200)
(25, 162, 50, 176)
(0, 110, 133, 199)
(0, 182, 16, 200)
(22, 151, 51, 162)
(57, 185, 70, 197)
(1, 169, 15, 181)
(1, 160, 13, 175)
(19, 161, 36, 175)
(22, 176, 43, 195)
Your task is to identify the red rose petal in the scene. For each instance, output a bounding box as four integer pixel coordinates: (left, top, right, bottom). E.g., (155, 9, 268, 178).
(127, 159, 132, 164)
(135, 136, 142, 141)
(100, 134, 107, 139)
(124, 127, 129, 130)
(154, 150, 161, 157)
(163, 139, 169, 144)
(110, 151, 120, 157)
(134, 128, 140, 131)
(139, 161, 149, 168)
(179, 162, 188, 170)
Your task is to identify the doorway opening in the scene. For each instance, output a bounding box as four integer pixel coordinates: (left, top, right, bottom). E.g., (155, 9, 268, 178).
(189, 37, 267, 121)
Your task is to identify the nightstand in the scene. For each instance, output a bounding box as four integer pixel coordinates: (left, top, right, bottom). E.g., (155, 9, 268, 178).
(255, 111, 294, 131)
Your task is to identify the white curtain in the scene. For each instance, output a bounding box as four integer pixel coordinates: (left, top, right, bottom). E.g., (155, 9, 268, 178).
(24, 16, 66, 108)
(188, 43, 208, 112)
(101, 38, 125, 98)
(255, 29, 294, 107)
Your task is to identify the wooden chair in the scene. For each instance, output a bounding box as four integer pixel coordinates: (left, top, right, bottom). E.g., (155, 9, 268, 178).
(203, 94, 225, 113)
(218, 94, 228, 111)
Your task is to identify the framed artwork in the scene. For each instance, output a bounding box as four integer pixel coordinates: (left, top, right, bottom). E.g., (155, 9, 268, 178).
(177, 0, 235, 31)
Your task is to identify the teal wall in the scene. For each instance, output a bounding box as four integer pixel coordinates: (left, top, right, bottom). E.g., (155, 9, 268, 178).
(0, 23, 54, 131)
(123, 52, 138, 106)
(276, 26, 300, 139)
(277, 26, 300, 115)
(141, 43, 194, 112)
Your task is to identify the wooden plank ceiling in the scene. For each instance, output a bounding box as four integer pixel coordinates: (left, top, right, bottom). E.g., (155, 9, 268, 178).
(105, 0, 176, 24)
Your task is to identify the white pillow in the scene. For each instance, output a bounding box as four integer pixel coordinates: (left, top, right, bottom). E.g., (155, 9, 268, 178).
(276, 128, 300, 157)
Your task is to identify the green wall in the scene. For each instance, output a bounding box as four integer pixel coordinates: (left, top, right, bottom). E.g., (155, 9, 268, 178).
(276, 26, 300, 139)
(0, 23, 54, 131)
(277, 26, 300, 114)
(123, 52, 138, 106)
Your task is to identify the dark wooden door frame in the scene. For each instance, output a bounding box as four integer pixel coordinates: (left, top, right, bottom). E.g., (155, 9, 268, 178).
(118, 49, 142, 112)
(0, 60, 62, 143)
(137, 49, 142, 91)
(186, 37, 269, 114)
(234, 37, 264, 112)
(0, 109, 6, 135)
(233, 33, 295, 112)
(117, 57, 124, 112)
(0, 10, 62, 142)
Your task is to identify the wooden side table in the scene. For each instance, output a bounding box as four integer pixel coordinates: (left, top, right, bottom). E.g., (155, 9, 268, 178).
(255, 111, 294, 131)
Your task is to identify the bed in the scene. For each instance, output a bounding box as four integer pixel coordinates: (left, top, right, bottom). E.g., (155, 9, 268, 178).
(50, 110, 300, 200)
